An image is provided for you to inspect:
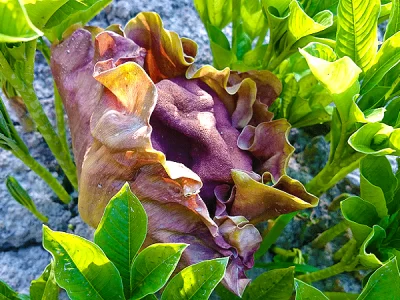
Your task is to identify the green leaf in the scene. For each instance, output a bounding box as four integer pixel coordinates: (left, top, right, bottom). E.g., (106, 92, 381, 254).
(30, 262, 59, 300)
(288, 1, 333, 41)
(6, 176, 48, 223)
(42, 225, 124, 300)
(94, 183, 147, 298)
(242, 267, 294, 300)
(130, 243, 188, 299)
(214, 284, 241, 300)
(357, 258, 400, 299)
(42, 0, 112, 42)
(336, 0, 380, 72)
(22, 0, 68, 30)
(360, 156, 398, 216)
(341, 196, 380, 243)
(206, 22, 235, 69)
(361, 31, 400, 95)
(299, 48, 362, 95)
(384, 0, 400, 41)
(382, 98, 400, 128)
(294, 279, 328, 300)
(359, 225, 386, 269)
(242, 44, 268, 69)
(194, 0, 232, 29)
(300, 0, 339, 16)
(349, 123, 400, 156)
(161, 257, 228, 300)
(241, 0, 268, 40)
(0, 0, 42, 42)
(301, 42, 337, 62)
(0, 280, 19, 300)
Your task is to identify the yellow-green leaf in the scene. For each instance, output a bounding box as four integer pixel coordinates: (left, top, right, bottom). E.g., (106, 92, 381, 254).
(130, 243, 188, 299)
(0, 0, 42, 42)
(94, 183, 147, 299)
(43, 225, 124, 300)
(336, 0, 380, 72)
(161, 258, 228, 300)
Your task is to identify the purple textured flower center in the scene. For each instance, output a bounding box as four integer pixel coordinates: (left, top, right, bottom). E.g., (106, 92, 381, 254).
(150, 77, 253, 207)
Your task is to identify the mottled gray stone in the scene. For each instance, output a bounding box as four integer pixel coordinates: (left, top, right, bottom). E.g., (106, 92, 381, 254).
(0, 246, 50, 295)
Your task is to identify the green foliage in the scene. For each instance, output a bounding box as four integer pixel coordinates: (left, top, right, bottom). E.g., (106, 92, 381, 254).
(0, 0, 42, 42)
(29, 263, 58, 300)
(130, 243, 188, 299)
(358, 258, 400, 299)
(94, 183, 148, 298)
(161, 257, 228, 300)
(242, 267, 294, 300)
(6, 176, 48, 222)
(37, 184, 227, 299)
(294, 279, 328, 299)
(336, 0, 380, 72)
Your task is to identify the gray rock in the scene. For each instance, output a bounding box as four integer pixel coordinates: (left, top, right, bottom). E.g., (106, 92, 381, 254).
(0, 246, 50, 295)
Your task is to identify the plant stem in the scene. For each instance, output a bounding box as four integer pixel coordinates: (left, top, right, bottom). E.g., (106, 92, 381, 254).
(38, 41, 72, 156)
(305, 153, 364, 197)
(297, 239, 358, 283)
(297, 261, 349, 283)
(12, 146, 71, 203)
(256, 25, 269, 47)
(255, 212, 297, 259)
(267, 48, 295, 71)
(0, 41, 78, 190)
(231, 0, 241, 56)
(311, 220, 349, 248)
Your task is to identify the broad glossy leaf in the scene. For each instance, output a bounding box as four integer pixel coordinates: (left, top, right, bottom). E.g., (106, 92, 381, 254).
(206, 22, 235, 69)
(22, 0, 68, 29)
(43, 0, 112, 41)
(359, 225, 386, 269)
(0, 280, 19, 300)
(336, 0, 380, 72)
(299, 48, 361, 95)
(301, 42, 336, 62)
(300, 48, 365, 134)
(0, 0, 42, 42)
(294, 279, 328, 300)
(349, 123, 400, 156)
(382, 98, 400, 128)
(42, 225, 124, 300)
(300, 0, 339, 16)
(358, 258, 400, 299)
(242, 44, 268, 69)
(288, 1, 333, 42)
(341, 196, 379, 243)
(94, 183, 147, 298)
(361, 31, 400, 95)
(130, 243, 188, 299)
(241, 0, 268, 40)
(161, 257, 228, 299)
(360, 156, 397, 216)
(194, 0, 232, 29)
(30, 263, 58, 300)
(242, 267, 294, 300)
(262, 0, 291, 49)
(385, 0, 400, 41)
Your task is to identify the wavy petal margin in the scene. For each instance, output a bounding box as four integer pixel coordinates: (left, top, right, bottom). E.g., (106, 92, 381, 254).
(51, 11, 318, 296)
(230, 170, 318, 224)
(124, 12, 197, 83)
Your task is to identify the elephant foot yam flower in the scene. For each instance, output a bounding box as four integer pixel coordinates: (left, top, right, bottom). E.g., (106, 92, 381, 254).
(51, 12, 318, 296)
